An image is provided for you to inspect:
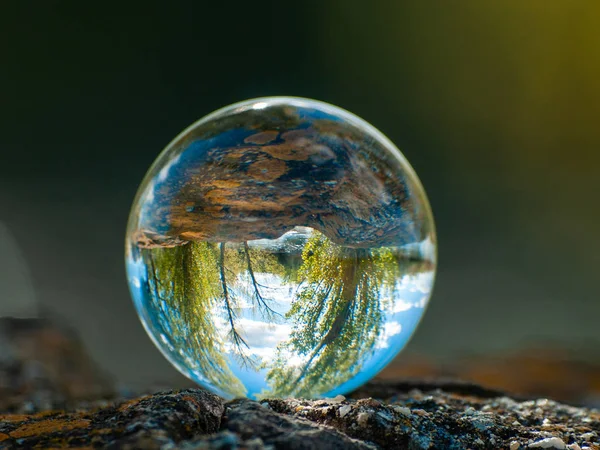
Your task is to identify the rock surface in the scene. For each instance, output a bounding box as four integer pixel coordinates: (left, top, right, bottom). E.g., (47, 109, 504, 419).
(1, 383, 599, 449)
(0, 389, 223, 449)
(0, 317, 114, 414)
(2, 317, 599, 448)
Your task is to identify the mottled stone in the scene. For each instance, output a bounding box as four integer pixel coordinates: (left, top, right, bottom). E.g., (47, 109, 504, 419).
(0, 389, 224, 449)
(1, 384, 599, 449)
(222, 399, 376, 449)
(263, 388, 600, 450)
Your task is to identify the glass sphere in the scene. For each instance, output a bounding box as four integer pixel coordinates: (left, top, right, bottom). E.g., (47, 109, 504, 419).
(126, 97, 436, 399)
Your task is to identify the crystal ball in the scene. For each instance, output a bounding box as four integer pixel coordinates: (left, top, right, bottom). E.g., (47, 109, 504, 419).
(125, 97, 436, 399)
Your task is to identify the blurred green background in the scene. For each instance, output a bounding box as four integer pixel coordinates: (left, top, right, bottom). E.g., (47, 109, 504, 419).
(1, 1, 598, 390)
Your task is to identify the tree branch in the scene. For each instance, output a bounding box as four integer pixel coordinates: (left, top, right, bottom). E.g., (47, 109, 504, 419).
(219, 243, 251, 363)
(243, 242, 282, 319)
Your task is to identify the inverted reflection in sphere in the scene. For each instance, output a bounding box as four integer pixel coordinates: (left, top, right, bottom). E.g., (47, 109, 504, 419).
(126, 97, 436, 399)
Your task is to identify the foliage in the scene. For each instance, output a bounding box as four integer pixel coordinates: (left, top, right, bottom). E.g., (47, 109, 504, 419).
(144, 241, 247, 397)
(224, 243, 286, 321)
(142, 228, 411, 399)
(265, 231, 399, 398)
(143, 240, 286, 395)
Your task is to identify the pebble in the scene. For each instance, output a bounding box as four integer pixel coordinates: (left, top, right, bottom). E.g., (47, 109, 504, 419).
(357, 412, 370, 426)
(393, 405, 411, 416)
(510, 442, 520, 450)
(580, 432, 595, 441)
(318, 407, 331, 415)
(376, 410, 394, 422)
(528, 437, 566, 449)
(338, 405, 352, 418)
(412, 409, 429, 417)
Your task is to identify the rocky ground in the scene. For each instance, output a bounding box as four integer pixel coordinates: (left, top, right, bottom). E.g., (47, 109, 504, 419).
(0, 384, 599, 449)
(1, 317, 599, 449)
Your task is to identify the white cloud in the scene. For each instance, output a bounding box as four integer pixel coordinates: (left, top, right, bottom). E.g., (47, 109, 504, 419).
(376, 321, 402, 349)
(415, 295, 429, 308)
(236, 317, 292, 348)
(215, 314, 295, 364)
(395, 271, 434, 295)
(390, 298, 413, 313)
(387, 291, 431, 314)
(410, 272, 435, 294)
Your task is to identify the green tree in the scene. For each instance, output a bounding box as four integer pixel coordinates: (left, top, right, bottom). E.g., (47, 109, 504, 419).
(145, 241, 247, 397)
(222, 242, 285, 321)
(265, 232, 399, 398)
(142, 239, 287, 395)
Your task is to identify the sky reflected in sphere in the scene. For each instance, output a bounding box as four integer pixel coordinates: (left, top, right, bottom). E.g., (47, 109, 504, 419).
(125, 97, 436, 399)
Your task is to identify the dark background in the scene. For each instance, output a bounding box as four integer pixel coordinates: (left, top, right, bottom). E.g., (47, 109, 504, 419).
(1, 1, 598, 390)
